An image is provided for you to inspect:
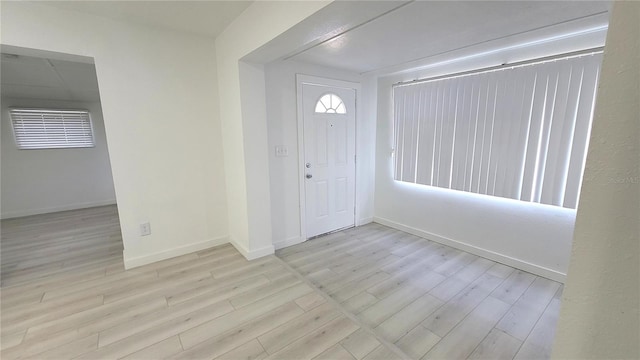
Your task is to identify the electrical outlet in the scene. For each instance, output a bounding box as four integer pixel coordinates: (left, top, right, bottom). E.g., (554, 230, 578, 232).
(275, 145, 288, 157)
(140, 222, 151, 236)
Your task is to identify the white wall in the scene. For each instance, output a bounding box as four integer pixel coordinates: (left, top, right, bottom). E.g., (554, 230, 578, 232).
(214, 1, 331, 258)
(1, 98, 116, 218)
(374, 86, 576, 280)
(553, 2, 639, 357)
(1, 2, 228, 268)
(372, 21, 608, 282)
(263, 59, 376, 249)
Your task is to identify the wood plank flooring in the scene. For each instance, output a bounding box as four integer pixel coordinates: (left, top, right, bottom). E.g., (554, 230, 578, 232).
(0, 207, 389, 359)
(1, 206, 562, 359)
(277, 223, 563, 360)
(1, 206, 123, 288)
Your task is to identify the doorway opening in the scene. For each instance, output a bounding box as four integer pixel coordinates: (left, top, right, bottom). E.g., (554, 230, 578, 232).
(0, 46, 122, 285)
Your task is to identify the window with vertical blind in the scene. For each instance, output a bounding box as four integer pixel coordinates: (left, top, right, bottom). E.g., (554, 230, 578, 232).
(10, 109, 95, 149)
(393, 51, 602, 209)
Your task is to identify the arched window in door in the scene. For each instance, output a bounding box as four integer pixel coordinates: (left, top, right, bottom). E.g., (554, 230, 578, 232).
(315, 93, 347, 114)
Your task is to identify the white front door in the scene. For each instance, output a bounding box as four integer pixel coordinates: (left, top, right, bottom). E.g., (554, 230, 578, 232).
(301, 81, 356, 238)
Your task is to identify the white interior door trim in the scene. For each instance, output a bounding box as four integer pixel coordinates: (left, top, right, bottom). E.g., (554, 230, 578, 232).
(296, 74, 362, 242)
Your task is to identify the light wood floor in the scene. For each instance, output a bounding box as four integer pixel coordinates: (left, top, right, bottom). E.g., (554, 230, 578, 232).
(0, 206, 562, 359)
(277, 224, 563, 360)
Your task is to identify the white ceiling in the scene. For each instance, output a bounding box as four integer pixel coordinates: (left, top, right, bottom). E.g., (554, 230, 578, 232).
(1, 1, 612, 103)
(41, 0, 252, 38)
(290, 1, 610, 73)
(1, 54, 101, 102)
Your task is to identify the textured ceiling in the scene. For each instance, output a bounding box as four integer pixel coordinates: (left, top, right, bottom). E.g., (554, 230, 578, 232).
(1, 54, 101, 102)
(290, 1, 610, 73)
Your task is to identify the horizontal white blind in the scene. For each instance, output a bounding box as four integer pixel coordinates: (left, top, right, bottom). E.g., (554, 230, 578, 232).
(10, 109, 95, 149)
(393, 52, 602, 209)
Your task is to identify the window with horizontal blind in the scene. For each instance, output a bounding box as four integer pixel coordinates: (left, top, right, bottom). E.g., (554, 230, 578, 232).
(393, 51, 602, 209)
(10, 109, 95, 149)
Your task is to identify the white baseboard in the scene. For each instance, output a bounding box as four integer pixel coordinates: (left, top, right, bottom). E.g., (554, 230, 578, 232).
(273, 236, 304, 250)
(357, 217, 374, 226)
(123, 236, 228, 269)
(373, 216, 566, 283)
(230, 239, 275, 260)
(1, 200, 117, 219)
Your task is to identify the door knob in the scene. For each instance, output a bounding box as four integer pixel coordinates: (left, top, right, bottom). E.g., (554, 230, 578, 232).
(306, 174, 313, 179)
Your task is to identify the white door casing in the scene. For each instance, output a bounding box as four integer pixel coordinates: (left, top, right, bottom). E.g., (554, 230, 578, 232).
(298, 77, 357, 239)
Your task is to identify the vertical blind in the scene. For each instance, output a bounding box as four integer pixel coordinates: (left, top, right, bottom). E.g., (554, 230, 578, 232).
(393, 52, 602, 209)
(10, 109, 95, 149)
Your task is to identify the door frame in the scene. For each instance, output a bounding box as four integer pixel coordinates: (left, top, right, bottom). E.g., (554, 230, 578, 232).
(296, 74, 362, 242)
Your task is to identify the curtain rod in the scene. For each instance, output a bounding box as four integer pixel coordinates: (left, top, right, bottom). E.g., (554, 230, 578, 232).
(393, 47, 604, 88)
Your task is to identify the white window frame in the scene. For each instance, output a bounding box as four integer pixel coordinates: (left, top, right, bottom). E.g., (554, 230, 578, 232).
(314, 93, 347, 114)
(9, 108, 96, 150)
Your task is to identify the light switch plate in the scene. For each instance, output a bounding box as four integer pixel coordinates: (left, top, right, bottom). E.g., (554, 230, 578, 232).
(275, 145, 288, 157)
